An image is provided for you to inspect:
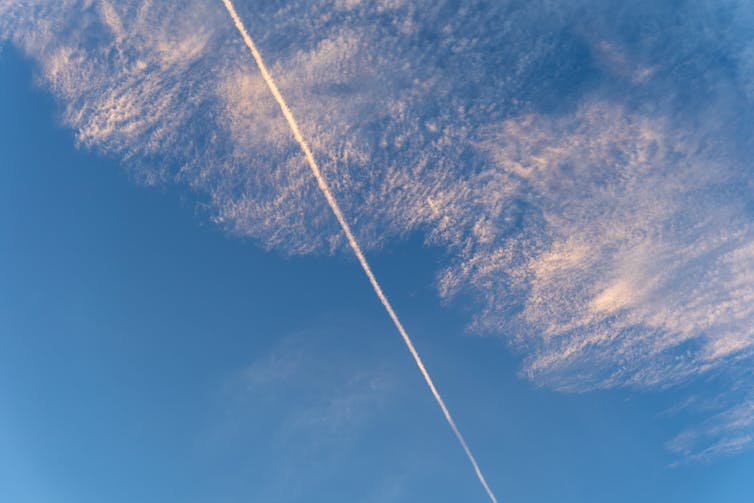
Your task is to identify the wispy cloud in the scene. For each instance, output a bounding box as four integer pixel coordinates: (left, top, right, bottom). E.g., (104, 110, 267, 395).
(3, 0, 754, 461)
(447, 99, 754, 457)
(240, 337, 391, 436)
(667, 397, 754, 463)
(458, 101, 754, 387)
(211, 333, 397, 502)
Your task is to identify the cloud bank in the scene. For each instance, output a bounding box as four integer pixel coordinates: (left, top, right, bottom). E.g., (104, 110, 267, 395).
(2, 0, 754, 460)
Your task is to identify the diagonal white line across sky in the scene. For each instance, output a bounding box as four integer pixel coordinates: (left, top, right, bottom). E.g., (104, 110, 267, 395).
(219, 0, 499, 501)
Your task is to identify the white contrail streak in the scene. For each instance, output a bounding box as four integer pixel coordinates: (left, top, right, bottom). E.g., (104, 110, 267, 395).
(220, 1, 499, 501)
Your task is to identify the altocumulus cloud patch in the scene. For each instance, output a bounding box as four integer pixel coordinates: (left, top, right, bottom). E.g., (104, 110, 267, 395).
(2, 0, 754, 460)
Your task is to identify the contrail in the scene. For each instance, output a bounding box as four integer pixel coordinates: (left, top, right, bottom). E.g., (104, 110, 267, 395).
(220, 1, 498, 501)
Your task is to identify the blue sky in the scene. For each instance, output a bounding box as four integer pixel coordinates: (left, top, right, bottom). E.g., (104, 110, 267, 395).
(2, 1, 754, 502)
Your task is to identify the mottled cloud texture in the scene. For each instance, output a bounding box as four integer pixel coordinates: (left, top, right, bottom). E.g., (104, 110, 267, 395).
(3, 0, 754, 460)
